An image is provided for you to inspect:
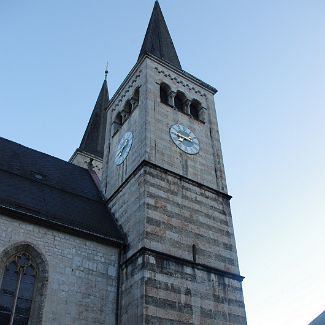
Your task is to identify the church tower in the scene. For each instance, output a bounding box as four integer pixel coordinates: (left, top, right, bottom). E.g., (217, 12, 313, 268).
(102, 2, 247, 324)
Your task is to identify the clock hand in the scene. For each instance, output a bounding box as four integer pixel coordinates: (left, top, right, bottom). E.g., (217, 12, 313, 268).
(176, 132, 192, 142)
(116, 139, 129, 157)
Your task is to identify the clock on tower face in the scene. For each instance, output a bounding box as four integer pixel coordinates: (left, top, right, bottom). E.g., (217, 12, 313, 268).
(114, 131, 133, 166)
(169, 124, 200, 155)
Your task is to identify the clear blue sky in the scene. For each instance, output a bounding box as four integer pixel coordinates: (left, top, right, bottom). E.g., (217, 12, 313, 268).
(1, 1, 324, 324)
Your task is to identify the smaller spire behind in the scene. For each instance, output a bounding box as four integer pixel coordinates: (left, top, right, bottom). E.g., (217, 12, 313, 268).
(79, 73, 109, 158)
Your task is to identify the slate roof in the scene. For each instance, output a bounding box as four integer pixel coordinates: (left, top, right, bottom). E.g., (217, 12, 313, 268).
(310, 311, 325, 325)
(79, 79, 109, 158)
(138, 1, 182, 69)
(0, 137, 124, 246)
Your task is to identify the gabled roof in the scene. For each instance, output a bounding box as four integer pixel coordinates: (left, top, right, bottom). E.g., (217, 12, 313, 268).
(79, 79, 109, 158)
(0, 137, 124, 246)
(138, 1, 182, 69)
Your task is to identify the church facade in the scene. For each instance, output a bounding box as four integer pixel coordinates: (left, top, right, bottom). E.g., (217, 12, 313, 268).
(0, 2, 247, 324)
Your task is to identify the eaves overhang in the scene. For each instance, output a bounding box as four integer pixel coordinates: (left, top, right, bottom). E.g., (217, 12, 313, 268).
(0, 203, 125, 248)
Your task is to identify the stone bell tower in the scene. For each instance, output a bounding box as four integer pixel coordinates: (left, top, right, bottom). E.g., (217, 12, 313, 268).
(102, 2, 247, 324)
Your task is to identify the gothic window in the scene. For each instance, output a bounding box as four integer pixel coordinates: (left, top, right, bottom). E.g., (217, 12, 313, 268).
(174, 91, 187, 113)
(160, 83, 171, 106)
(0, 253, 36, 325)
(190, 99, 201, 121)
(112, 112, 123, 135)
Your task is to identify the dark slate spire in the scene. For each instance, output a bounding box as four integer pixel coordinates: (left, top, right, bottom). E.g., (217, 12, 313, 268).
(138, 1, 182, 69)
(79, 78, 109, 158)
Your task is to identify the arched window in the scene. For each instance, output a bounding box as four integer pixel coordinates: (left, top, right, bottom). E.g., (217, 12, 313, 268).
(0, 253, 36, 324)
(160, 83, 171, 106)
(190, 99, 201, 121)
(132, 87, 140, 107)
(123, 100, 132, 119)
(112, 112, 122, 136)
(174, 91, 187, 113)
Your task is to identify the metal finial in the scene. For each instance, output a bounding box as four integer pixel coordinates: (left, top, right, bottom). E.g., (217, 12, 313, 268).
(105, 61, 108, 80)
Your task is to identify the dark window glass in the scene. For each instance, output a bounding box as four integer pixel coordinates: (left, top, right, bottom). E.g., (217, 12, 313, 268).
(13, 315, 29, 325)
(0, 312, 11, 324)
(0, 254, 36, 325)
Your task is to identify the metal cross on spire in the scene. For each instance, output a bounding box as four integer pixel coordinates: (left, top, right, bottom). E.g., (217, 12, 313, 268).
(105, 61, 109, 81)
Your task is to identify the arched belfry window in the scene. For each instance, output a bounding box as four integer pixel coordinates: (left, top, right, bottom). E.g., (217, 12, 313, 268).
(112, 112, 123, 135)
(131, 87, 140, 108)
(160, 83, 171, 106)
(0, 244, 48, 325)
(190, 99, 201, 121)
(174, 91, 187, 113)
(122, 100, 132, 121)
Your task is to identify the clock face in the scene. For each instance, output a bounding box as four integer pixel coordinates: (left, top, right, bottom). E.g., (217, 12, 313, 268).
(114, 131, 133, 165)
(170, 124, 200, 155)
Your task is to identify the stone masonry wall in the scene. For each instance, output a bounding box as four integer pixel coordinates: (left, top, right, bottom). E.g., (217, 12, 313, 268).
(0, 214, 119, 325)
(143, 166, 240, 274)
(103, 64, 146, 199)
(109, 165, 240, 274)
(145, 58, 228, 193)
(70, 150, 103, 178)
(120, 251, 246, 325)
(109, 167, 146, 258)
(103, 57, 228, 199)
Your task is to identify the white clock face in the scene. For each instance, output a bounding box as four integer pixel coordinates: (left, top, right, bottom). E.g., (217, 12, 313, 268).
(114, 131, 133, 166)
(170, 124, 200, 155)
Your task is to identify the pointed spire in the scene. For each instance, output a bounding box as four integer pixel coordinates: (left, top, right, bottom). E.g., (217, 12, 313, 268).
(138, 1, 182, 69)
(79, 75, 109, 158)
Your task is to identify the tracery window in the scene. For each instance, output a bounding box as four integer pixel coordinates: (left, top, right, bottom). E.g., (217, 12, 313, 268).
(0, 253, 36, 325)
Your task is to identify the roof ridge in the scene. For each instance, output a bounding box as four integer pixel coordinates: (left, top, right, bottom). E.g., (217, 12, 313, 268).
(0, 136, 87, 172)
